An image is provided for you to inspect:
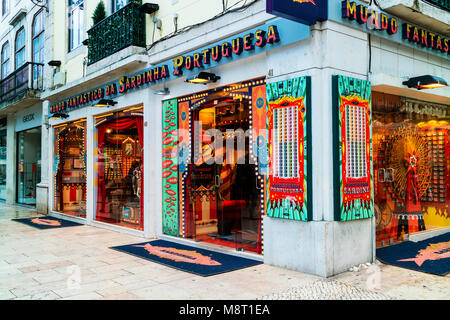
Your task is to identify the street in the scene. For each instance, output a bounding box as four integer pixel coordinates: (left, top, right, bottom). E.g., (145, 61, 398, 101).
(0, 203, 448, 300)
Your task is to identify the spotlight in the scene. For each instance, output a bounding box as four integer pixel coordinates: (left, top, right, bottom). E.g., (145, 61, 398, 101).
(95, 99, 118, 107)
(186, 72, 220, 84)
(49, 112, 69, 119)
(140, 3, 159, 14)
(402, 75, 448, 90)
(154, 88, 170, 95)
(48, 60, 61, 67)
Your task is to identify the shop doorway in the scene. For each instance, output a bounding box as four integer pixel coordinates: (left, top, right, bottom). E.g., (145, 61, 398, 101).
(185, 96, 261, 253)
(373, 92, 450, 247)
(16, 127, 41, 206)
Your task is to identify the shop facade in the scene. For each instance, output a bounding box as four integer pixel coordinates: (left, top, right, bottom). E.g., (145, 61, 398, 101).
(43, 0, 449, 277)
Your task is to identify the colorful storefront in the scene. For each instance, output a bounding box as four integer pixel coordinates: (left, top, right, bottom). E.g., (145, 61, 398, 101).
(43, 0, 449, 277)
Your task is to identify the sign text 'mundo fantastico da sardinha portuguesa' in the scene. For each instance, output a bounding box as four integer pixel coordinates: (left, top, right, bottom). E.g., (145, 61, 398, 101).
(341, 0, 449, 56)
(49, 19, 310, 116)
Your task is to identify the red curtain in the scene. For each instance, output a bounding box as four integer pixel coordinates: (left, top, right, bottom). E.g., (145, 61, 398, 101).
(96, 116, 144, 229)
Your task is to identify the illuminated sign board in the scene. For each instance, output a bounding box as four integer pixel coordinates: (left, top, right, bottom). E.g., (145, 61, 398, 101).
(49, 19, 310, 116)
(266, 0, 328, 25)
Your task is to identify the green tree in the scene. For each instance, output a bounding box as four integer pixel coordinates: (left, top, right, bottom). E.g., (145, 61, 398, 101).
(92, 1, 106, 25)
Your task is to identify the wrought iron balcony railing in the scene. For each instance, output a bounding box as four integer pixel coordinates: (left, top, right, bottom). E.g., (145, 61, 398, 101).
(0, 62, 44, 104)
(423, 0, 450, 11)
(86, 0, 146, 66)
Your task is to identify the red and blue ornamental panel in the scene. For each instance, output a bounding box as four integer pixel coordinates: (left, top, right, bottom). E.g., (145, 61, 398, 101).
(266, 77, 311, 221)
(332, 75, 373, 222)
(162, 99, 179, 236)
(266, 0, 328, 26)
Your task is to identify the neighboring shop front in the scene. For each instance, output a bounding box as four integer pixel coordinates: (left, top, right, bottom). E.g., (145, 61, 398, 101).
(0, 117, 6, 201)
(15, 104, 42, 206)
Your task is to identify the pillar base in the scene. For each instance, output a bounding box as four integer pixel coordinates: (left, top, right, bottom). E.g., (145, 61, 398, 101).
(36, 183, 48, 214)
(263, 216, 374, 277)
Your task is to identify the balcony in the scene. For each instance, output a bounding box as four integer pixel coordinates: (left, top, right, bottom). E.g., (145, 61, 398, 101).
(0, 62, 44, 110)
(86, 0, 146, 66)
(424, 0, 450, 11)
(375, 0, 450, 35)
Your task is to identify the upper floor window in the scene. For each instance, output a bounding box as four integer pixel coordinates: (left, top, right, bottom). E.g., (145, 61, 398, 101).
(1, 42, 10, 79)
(32, 10, 45, 63)
(112, 0, 127, 12)
(2, 0, 7, 16)
(32, 10, 45, 81)
(15, 27, 26, 69)
(69, 0, 84, 51)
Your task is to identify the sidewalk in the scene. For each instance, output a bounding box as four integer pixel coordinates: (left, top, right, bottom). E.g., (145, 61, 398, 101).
(0, 203, 448, 300)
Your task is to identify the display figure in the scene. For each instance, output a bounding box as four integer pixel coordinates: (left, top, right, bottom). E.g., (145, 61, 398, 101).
(132, 163, 142, 199)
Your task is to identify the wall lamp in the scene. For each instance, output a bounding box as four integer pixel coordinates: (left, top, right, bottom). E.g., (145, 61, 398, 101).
(154, 88, 170, 95)
(49, 112, 69, 119)
(402, 75, 448, 90)
(140, 3, 159, 14)
(186, 72, 221, 84)
(95, 99, 118, 107)
(48, 60, 61, 67)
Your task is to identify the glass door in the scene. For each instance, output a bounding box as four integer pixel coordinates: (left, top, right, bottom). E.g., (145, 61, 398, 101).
(185, 95, 261, 252)
(16, 127, 41, 206)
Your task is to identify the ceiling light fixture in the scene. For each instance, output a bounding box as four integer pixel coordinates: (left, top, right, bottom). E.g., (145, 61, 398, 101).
(402, 75, 448, 90)
(186, 72, 221, 85)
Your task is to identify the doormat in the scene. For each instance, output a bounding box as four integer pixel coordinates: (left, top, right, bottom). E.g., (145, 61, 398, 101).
(376, 232, 450, 276)
(110, 239, 262, 277)
(12, 216, 84, 230)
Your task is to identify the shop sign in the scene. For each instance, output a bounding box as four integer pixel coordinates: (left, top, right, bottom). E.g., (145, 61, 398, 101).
(338, 0, 449, 57)
(49, 18, 310, 116)
(15, 104, 42, 132)
(402, 23, 449, 54)
(266, 0, 328, 26)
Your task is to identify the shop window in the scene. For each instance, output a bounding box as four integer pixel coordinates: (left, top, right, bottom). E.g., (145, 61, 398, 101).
(69, 0, 84, 51)
(54, 120, 87, 217)
(95, 108, 143, 230)
(17, 127, 41, 206)
(1, 41, 10, 79)
(15, 27, 25, 69)
(373, 92, 450, 246)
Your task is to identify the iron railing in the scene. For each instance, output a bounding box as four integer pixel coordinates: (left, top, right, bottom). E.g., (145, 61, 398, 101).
(86, 0, 146, 65)
(423, 0, 450, 11)
(0, 62, 44, 103)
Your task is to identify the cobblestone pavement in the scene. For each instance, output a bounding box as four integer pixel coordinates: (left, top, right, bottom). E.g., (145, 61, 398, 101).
(258, 279, 395, 300)
(1, 203, 449, 300)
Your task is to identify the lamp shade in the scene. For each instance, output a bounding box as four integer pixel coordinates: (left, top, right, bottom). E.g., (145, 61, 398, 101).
(402, 75, 448, 90)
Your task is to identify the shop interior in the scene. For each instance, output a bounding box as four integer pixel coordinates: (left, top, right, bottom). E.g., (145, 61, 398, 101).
(183, 84, 262, 253)
(95, 107, 144, 230)
(372, 92, 450, 247)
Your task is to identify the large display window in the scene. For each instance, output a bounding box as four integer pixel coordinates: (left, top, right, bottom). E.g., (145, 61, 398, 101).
(373, 92, 450, 246)
(95, 107, 143, 230)
(54, 120, 87, 217)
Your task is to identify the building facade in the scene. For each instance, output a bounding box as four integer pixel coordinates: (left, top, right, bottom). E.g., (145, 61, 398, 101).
(17, 0, 450, 277)
(0, 0, 46, 208)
